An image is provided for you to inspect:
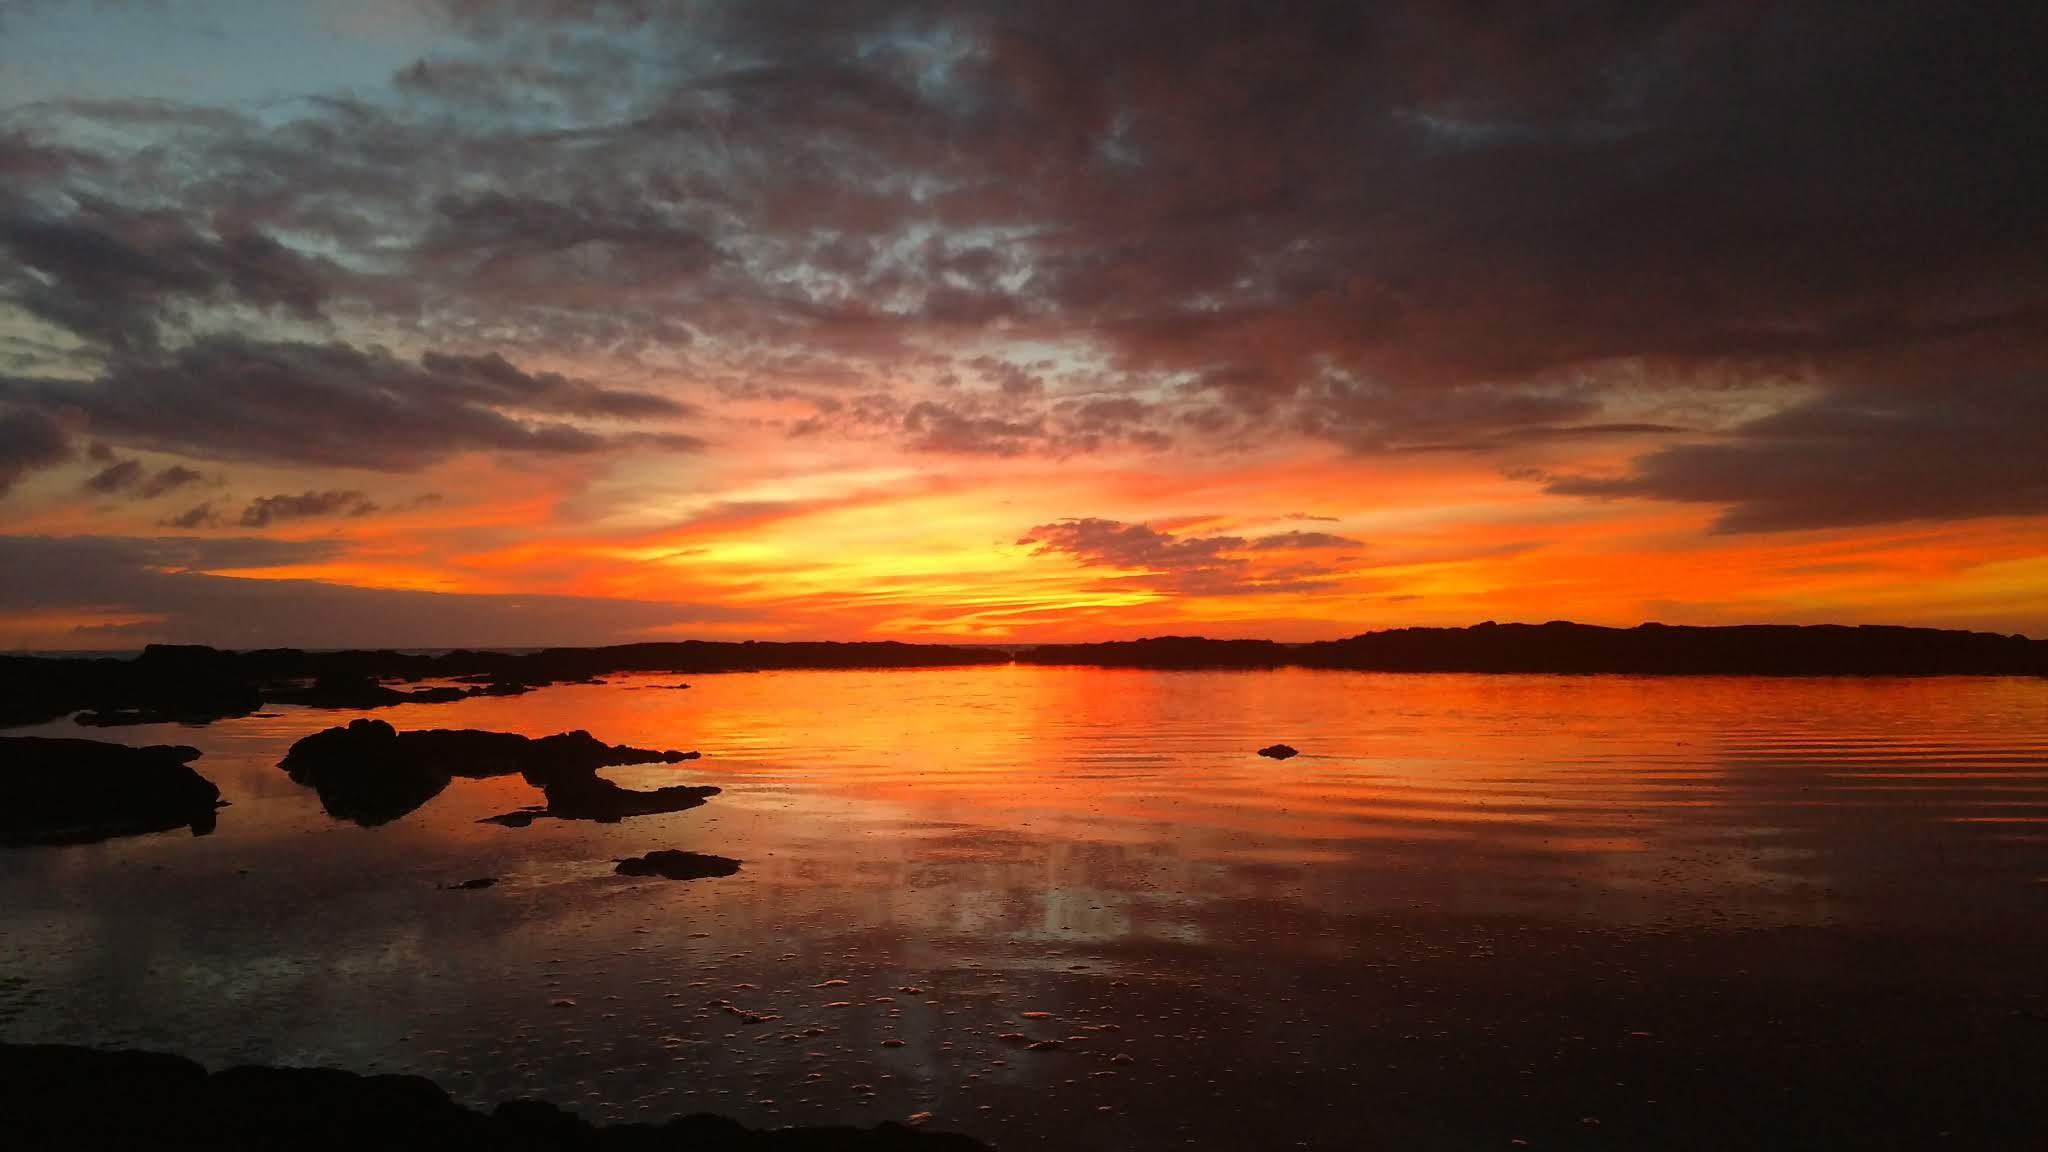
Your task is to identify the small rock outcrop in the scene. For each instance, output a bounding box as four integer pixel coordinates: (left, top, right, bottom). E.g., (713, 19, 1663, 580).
(1257, 743, 1299, 760)
(615, 851, 743, 880)
(0, 737, 223, 846)
(280, 719, 712, 827)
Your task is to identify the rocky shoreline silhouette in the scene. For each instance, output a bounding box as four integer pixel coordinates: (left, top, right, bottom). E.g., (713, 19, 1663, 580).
(0, 1042, 986, 1150)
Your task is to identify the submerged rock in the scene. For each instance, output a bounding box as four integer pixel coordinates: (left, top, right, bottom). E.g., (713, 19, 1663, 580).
(0, 737, 223, 846)
(280, 719, 712, 827)
(1257, 743, 1299, 759)
(0, 1042, 988, 1150)
(615, 850, 743, 880)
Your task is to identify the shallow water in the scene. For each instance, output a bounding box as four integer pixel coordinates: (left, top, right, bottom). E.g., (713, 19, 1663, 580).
(4, 668, 2046, 1148)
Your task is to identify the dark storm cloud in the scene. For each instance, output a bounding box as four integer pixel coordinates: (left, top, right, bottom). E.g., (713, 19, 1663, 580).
(81, 458, 208, 500)
(0, 197, 332, 353)
(1019, 517, 1351, 595)
(0, 534, 752, 648)
(0, 405, 69, 496)
(160, 502, 221, 530)
(3, 336, 696, 471)
(238, 490, 380, 528)
(1550, 374, 2048, 533)
(4, 0, 2045, 526)
(409, 2, 2048, 483)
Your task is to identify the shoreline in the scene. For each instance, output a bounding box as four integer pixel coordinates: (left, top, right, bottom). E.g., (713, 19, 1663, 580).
(4, 622, 2042, 730)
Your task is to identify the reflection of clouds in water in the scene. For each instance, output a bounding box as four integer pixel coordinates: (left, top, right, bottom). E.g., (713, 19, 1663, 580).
(0, 669, 2044, 1144)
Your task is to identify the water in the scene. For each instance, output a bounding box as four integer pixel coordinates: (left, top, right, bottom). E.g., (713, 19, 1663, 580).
(4, 668, 2046, 1148)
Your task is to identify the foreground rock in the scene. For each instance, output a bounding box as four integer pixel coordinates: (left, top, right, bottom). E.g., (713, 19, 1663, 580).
(616, 850, 742, 880)
(0, 1042, 986, 1151)
(280, 719, 713, 827)
(0, 737, 223, 846)
(1257, 743, 1299, 760)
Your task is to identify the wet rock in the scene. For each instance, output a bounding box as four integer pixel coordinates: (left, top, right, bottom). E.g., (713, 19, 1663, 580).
(279, 719, 712, 827)
(279, 720, 451, 827)
(615, 851, 742, 881)
(0, 1042, 988, 1149)
(0, 737, 223, 846)
(1257, 743, 1299, 759)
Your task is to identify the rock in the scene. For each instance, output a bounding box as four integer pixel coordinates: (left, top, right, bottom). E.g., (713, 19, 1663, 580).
(273, 676, 477, 710)
(0, 737, 223, 846)
(1257, 743, 1299, 759)
(443, 877, 497, 891)
(278, 720, 451, 827)
(279, 720, 712, 827)
(615, 851, 743, 880)
(0, 1042, 989, 1149)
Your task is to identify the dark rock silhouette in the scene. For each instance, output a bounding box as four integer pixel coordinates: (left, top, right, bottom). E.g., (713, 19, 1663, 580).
(615, 850, 742, 880)
(1257, 744, 1299, 759)
(269, 675, 470, 710)
(280, 719, 713, 827)
(1, 736, 223, 846)
(0, 1042, 987, 1150)
(443, 877, 497, 891)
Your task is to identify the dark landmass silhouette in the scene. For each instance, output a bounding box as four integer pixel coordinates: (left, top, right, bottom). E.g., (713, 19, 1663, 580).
(1021, 621, 2048, 675)
(0, 640, 1013, 729)
(0, 736, 223, 846)
(2, 624, 2042, 731)
(615, 849, 744, 880)
(1256, 744, 1298, 759)
(280, 719, 713, 827)
(0, 1043, 985, 1151)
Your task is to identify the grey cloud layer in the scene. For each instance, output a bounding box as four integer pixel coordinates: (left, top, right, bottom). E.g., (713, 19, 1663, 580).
(2, 336, 697, 471)
(0, 535, 747, 648)
(1019, 517, 1359, 596)
(0, 0, 2042, 528)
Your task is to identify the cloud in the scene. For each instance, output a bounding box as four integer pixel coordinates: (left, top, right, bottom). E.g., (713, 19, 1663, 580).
(1249, 531, 1361, 550)
(4, 336, 699, 471)
(0, 0, 2042, 520)
(901, 401, 1048, 457)
(0, 535, 753, 649)
(0, 195, 332, 354)
(1019, 517, 1350, 596)
(160, 502, 220, 530)
(239, 490, 381, 528)
(81, 458, 208, 500)
(0, 405, 69, 496)
(1549, 373, 2048, 532)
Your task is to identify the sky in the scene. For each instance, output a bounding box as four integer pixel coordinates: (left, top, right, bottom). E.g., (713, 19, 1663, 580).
(0, 0, 2043, 649)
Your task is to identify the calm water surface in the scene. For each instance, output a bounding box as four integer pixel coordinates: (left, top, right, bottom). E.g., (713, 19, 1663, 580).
(4, 668, 2046, 1148)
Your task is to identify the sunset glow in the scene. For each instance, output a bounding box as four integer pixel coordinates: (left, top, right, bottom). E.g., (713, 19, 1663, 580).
(1, 2, 2042, 649)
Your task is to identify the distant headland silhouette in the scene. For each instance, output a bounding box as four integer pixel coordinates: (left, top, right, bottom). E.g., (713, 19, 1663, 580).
(2, 622, 2040, 730)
